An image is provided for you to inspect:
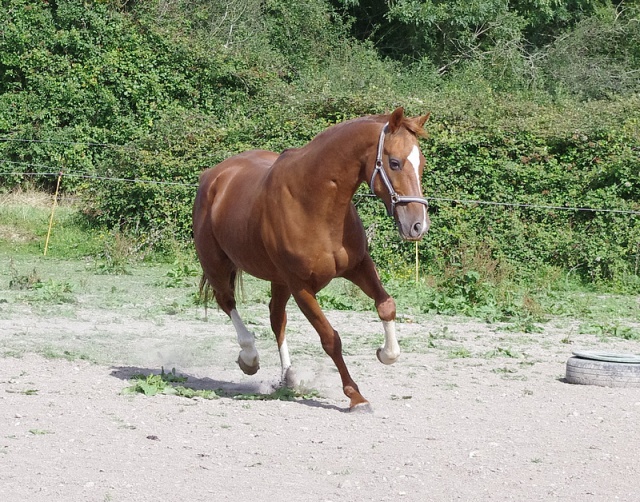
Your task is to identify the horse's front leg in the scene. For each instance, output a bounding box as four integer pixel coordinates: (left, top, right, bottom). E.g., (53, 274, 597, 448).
(343, 255, 400, 365)
(378, 319, 401, 365)
(291, 285, 372, 412)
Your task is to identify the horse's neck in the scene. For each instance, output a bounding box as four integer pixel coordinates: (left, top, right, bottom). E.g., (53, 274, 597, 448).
(300, 119, 380, 199)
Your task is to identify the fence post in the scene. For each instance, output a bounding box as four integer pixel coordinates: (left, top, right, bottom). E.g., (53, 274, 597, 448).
(44, 171, 63, 256)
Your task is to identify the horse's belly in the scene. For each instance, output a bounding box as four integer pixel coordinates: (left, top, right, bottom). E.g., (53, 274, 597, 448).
(226, 246, 282, 282)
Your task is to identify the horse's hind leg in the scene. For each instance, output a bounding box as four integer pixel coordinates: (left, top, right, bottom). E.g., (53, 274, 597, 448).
(195, 240, 260, 375)
(214, 270, 260, 375)
(343, 255, 400, 365)
(269, 282, 294, 386)
(229, 301, 261, 376)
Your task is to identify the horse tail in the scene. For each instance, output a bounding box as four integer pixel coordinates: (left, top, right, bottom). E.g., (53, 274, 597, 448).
(235, 269, 245, 303)
(198, 275, 214, 320)
(198, 268, 245, 320)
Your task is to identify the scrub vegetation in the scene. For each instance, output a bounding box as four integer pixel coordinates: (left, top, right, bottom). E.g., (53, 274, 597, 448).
(1, 0, 639, 311)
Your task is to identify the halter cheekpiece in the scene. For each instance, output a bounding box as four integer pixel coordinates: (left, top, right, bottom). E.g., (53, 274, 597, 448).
(369, 122, 429, 217)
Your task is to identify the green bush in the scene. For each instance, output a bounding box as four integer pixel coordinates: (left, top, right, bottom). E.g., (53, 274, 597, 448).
(0, 0, 638, 289)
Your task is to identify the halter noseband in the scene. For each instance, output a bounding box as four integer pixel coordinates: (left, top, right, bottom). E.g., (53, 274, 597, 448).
(369, 122, 429, 217)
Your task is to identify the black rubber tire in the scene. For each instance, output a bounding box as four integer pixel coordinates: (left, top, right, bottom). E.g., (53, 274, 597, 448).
(565, 356, 640, 388)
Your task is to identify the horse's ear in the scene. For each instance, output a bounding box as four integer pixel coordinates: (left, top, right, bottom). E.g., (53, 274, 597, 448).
(402, 112, 431, 138)
(388, 107, 405, 133)
(417, 112, 430, 128)
(410, 112, 430, 138)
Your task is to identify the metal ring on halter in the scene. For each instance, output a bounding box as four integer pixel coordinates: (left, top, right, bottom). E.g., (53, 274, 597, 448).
(369, 123, 429, 217)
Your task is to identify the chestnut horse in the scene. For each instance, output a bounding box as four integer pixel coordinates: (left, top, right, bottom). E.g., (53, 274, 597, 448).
(193, 107, 430, 411)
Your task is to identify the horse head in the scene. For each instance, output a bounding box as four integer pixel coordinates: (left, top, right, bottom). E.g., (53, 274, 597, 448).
(369, 107, 431, 241)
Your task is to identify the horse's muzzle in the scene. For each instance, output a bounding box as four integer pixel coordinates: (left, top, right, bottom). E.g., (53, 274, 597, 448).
(395, 203, 430, 241)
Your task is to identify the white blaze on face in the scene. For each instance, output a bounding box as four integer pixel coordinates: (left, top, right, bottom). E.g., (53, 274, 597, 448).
(406, 145, 428, 230)
(407, 145, 421, 189)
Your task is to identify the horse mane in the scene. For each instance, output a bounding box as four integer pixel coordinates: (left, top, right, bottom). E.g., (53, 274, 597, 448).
(402, 116, 429, 139)
(275, 110, 429, 162)
(357, 112, 429, 139)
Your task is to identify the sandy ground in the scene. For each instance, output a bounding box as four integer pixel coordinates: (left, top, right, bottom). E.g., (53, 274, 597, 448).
(1, 293, 640, 502)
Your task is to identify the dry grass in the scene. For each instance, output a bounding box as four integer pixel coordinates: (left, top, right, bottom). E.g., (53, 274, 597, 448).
(0, 224, 36, 243)
(0, 189, 77, 209)
(0, 190, 78, 247)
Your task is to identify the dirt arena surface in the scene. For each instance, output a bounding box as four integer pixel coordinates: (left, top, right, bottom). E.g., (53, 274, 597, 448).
(1, 290, 640, 502)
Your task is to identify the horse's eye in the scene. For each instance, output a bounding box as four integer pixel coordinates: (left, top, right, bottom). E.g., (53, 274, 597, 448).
(389, 158, 402, 171)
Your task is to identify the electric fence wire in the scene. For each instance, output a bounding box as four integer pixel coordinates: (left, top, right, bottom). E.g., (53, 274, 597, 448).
(1, 159, 639, 216)
(0, 136, 136, 149)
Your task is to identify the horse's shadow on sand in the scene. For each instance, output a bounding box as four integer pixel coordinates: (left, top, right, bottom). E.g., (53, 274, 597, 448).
(109, 366, 345, 413)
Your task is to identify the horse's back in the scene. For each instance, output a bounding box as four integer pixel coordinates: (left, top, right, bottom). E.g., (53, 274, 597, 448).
(198, 149, 276, 188)
(195, 149, 277, 211)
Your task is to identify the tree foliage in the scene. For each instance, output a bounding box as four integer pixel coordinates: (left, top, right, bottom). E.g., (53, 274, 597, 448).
(333, 0, 640, 97)
(0, 0, 638, 286)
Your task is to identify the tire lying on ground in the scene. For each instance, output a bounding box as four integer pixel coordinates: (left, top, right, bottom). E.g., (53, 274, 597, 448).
(565, 351, 640, 388)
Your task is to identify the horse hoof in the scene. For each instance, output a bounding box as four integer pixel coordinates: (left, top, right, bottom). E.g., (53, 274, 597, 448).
(282, 367, 299, 389)
(377, 347, 399, 365)
(237, 355, 260, 375)
(350, 402, 374, 414)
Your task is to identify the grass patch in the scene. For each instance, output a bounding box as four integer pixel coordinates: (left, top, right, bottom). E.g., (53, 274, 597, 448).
(447, 346, 472, 359)
(0, 191, 103, 258)
(40, 349, 95, 362)
(226, 386, 321, 402)
(123, 368, 321, 403)
(579, 321, 640, 340)
(317, 279, 372, 311)
(1, 191, 638, 338)
(123, 368, 219, 400)
(483, 347, 522, 359)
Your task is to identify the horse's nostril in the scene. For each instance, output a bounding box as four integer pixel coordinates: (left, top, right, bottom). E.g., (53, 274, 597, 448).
(412, 222, 422, 235)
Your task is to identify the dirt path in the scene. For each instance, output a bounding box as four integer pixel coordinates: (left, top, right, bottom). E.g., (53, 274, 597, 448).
(1, 297, 640, 501)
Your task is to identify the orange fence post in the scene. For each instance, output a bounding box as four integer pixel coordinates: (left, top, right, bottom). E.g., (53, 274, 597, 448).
(44, 171, 63, 256)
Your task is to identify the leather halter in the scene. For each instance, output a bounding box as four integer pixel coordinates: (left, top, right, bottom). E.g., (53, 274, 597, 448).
(369, 122, 429, 217)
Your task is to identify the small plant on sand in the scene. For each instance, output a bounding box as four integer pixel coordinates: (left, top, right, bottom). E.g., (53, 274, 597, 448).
(162, 259, 200, 288)
(228, 386, 321, 402)
(123, 368, 218, 400)
(579, 321, 640, 340)
(33, 279, 75, 304)
(8, 260, 41, 290)
(447, 346, 472, 358)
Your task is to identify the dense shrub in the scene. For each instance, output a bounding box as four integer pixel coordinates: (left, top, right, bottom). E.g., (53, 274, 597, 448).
(0, 0, 638, 287)
(358, 93, 640, 285)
